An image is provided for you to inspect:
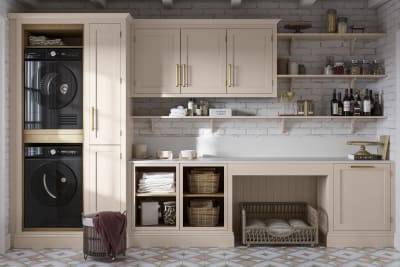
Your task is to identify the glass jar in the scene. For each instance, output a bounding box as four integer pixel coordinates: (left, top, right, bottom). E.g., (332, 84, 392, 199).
(361, 59, 371, 75)
(163, 201, 176, 225)
(334, 62, 345, 75)
(200, 100, 208, 116)
(372, 59, 385, 75)
(337, 17, 348, 33)
(351, 59, 361, 75)
(297, 100, 305, 116)
(326, 9, 337, 33)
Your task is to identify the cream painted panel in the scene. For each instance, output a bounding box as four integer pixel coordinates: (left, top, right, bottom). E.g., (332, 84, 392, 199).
(89, 23, 121, 145)
(181, 29, 226, 94)
(227, 29, 274, 95)
(134, 29, 180, 94)
(333, 164, 391, 231)
(89, 145, 122, 212)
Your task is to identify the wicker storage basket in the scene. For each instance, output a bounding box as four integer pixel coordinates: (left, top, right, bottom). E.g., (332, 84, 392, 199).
(188, 206, 220, 227)
(188, 172, 220, 194)
(82, 213, 126, 260)
(240, 202, 318, 246)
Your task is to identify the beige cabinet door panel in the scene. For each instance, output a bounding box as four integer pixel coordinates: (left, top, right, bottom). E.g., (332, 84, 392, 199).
(227, 29, 274, 95)
(89, 145, 122, 212)
(134, 29, 181, 94)
(181, 29, 226, 94)
(333, 164, 391, 231)
(89, 23, 121, 145)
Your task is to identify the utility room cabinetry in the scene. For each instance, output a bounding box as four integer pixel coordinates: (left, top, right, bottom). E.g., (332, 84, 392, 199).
(333, 164, 392, 232)
(85, 17, 131, 214)
(133, 19, 278, 97)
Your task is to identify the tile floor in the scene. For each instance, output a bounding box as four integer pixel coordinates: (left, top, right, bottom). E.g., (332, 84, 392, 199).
(1, 247, 400, 267)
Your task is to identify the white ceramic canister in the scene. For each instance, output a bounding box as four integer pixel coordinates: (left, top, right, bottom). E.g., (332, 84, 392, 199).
(289, 62, 299, 75)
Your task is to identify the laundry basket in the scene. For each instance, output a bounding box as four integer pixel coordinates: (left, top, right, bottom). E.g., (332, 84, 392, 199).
(82, 213, 126, 260)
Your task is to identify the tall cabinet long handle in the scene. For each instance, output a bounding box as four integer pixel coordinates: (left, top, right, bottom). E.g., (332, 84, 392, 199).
(228, 64, 233, 87)
(176, 64, 180, 87)
(183, 64, 187, 87)
(91, 106, 95, 131)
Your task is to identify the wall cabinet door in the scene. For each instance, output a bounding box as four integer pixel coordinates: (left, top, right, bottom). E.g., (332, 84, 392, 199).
(89, 23, 122, 145)
(227, 29, 275, 95)
(89, 145, 122, 212)
(333, 164, 391, 231)
(181, 29, 226, 94)
(134, 29, 181, 95)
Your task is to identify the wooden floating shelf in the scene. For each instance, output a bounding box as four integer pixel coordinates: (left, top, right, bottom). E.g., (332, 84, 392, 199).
(131, 115, 385, 120)
(136, 193, 176, 197)
(183, 193, 224, 198)
(25, 46, 83, 48)
(278, 74, 387, 79)
(277, 33, 385, 40)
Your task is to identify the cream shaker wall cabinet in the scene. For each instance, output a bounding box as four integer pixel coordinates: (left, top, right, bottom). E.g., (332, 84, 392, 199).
(227, 29, 275, 95)
(333, 164, 392, 231)
(134, 29, 181, 95)
(180, 29, 227, 94)
(132, 20, 278, 97)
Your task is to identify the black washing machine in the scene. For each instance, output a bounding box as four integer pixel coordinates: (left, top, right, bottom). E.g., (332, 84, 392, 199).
(24, 48, 83, 129)
(24, 144, 83, 228)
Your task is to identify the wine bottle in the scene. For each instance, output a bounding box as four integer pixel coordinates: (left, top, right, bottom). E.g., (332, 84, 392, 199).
(331, 89, 339, 116)
(369, 89, 374, 115)
(356, 90, 363, 115)
(338, 92, 343, 116)
(343, 89, 351, 116)
(363, 89, 371, 116)
(353, 91, 361, 116)
(349, 88, 355, 116)
(373, 93, 383, 116)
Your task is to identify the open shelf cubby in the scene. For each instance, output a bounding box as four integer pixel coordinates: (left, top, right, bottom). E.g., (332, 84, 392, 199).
(23, 24, 84, 47)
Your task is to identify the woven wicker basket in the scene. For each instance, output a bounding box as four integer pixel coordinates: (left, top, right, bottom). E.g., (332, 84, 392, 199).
(188, 172, 220, 194)
(82, 213, 126, 260)
(188, 206, 220, 227)
(240, 202, 318, 246)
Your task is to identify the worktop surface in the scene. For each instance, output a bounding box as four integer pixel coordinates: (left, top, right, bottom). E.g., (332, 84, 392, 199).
(130, 157, 392, 164)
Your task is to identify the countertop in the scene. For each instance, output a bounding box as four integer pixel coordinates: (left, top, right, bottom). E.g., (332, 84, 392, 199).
(130, 157, 392, 164)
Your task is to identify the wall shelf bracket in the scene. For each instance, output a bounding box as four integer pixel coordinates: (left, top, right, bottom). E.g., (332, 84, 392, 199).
(350, 38, 357, 55)
(150, 119, 154, 132)
(350, 119, 356, 134)
(209, 119, 213, 131)
(280, 118, 287, 133)
(289, 37, 295, 56)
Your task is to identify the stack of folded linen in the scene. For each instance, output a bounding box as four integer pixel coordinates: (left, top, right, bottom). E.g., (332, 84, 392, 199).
(137, 172, 175, 193)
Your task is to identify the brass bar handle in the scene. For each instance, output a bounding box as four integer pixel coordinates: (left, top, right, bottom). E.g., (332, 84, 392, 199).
(91, 106, 95, 131)
(350, 165, 375, 168)
(228, 64, 233, 87)
(183, 64, 187, 87)
(176, 64, 180, 87)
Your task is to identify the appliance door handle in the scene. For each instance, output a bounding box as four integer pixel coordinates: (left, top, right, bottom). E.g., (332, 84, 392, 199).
(91, 106, 96, 131)
(42, 173, 57, 199)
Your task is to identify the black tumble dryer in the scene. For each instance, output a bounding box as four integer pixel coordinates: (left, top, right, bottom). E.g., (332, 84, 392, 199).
(24, 144, 83, 228)
(24, 48, 83, 129)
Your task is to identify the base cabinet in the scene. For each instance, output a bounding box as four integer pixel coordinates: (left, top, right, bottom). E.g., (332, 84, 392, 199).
(333, 164, 392, 232)
(88, 145, 123, 212)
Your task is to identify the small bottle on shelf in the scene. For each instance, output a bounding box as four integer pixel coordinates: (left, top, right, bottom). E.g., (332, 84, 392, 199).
(337, 92, 343, 116)
(363, 89, 371, 116)
(331, 89, 339, 116)
(356, 90, 363, 115)
(343, 89, 351, 116)
(187, 98, 195, 116)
